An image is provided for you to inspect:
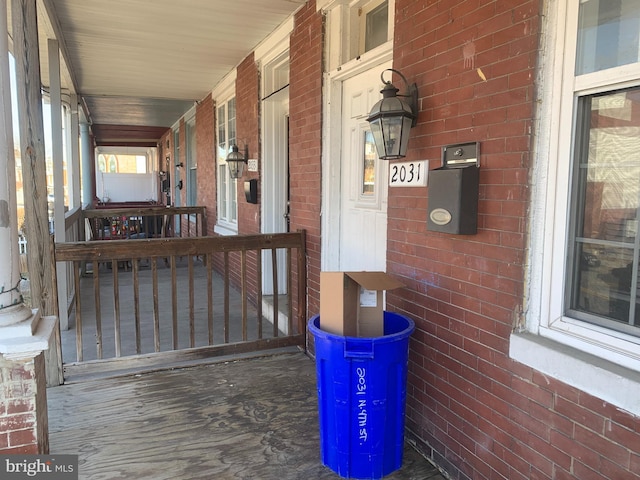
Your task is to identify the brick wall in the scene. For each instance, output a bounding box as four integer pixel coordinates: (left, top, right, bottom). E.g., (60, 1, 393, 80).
(236, 53, 261, 237)
(388, 1, 640, 479)
(289, 0, 323, 315)
(0, 352, 48, 454)
(196, 94, 216, 234)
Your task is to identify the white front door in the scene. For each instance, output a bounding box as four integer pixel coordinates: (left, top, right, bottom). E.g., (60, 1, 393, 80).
(339, 67, 389, 271)
(262, 89, 289, 294)
(262, 51, 290, 295)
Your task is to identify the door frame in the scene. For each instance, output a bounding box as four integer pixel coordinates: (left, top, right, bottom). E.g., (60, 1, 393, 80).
(321, 51, 393, 271)
(261, 48, 290, 294)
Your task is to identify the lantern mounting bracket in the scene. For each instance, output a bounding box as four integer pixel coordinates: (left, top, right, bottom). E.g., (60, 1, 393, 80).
(380, 69, 419, 127)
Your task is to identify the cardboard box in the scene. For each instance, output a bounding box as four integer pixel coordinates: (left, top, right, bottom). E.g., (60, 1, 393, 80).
(319, 271, 404, 337)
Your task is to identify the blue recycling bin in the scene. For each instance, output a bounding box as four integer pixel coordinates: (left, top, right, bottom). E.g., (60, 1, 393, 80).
(308, 311, 415, 479)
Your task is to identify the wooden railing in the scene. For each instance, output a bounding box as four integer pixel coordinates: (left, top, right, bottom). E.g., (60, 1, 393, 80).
(57, 206, 84, 329)
(83, 206, 207, 240)
(53, 231, 307, 377)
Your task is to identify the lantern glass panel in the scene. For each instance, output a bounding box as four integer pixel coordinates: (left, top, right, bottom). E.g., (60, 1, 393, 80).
(229, 161, 244, 179)
(397, 115, 413, 158)
(370, 118, 385, 159)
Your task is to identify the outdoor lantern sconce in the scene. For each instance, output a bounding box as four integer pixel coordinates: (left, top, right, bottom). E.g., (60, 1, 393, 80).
(366, 68, 418, 160)
(226, 144, 249, 179)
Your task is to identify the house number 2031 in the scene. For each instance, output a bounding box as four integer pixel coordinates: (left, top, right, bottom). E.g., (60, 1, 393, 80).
(388, 160, 428, 187)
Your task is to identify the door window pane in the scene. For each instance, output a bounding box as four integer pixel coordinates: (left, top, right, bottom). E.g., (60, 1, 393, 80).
(362, 130, 376, 195)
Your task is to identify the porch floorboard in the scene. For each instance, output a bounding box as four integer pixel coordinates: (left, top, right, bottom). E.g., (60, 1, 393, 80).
(47, 351, 445, 480)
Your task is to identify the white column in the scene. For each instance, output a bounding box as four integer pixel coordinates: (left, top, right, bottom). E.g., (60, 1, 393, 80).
(49, 39, 65, 243)
(70, 94, 81, 211)
(49, 39, 69, 331)
(0, 0, 31, 327)
(4, 0, 59, 390)
(80, 122, 93, 207)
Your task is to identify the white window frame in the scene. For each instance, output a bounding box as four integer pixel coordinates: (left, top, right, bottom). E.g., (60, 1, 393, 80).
(319, 0, 395, 72)
(357, 0, 389, 55)
(512, 0, 640, 415)
(213, 72, 238, 235)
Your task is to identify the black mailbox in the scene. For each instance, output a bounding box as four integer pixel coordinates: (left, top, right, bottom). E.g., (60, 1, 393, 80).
(427, 142, 479, 235)
(244, 179, 258, 204)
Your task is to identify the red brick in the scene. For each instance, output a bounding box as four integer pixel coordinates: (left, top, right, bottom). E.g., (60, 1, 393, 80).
(574, 424, 630, 469)
(600, 457, 640, 480)
(605, 421, 640, 455)
(8, 428, 35, 448)
(7, 399, 34, 415)
(554, 394, 605, 433)
(510, 376, 553, 408)
(2, 445, 39, 454)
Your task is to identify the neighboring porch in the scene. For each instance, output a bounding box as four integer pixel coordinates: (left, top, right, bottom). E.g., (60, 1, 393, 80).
(47, 351, 446, 480)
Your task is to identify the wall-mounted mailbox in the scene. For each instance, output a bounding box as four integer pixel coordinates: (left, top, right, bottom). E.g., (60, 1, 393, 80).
(244, 179, 258, 204)
(427, 142, 479, 235)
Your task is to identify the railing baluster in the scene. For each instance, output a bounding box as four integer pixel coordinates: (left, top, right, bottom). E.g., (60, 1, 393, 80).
(93, 263, 102, 360)
(152, 257, 160, 352)
(112, 259, 121, 357)
(189, 254, 195, 348)
(224, 251, 230, 344)
(256, 249, 263, 340)
(74, 261, 82, 362)
(241, 249, 247, 342)
(297, 229, 307, 335)
(271, 247, 278, 338)
(171, 255, 178, 350)
(207, 253, 214, 345)
(287, 247, 293, 334)
(133, 259, 141, 354)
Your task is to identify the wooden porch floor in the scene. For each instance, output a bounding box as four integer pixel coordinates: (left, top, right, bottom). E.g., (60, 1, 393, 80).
(47, 351, 445, 480)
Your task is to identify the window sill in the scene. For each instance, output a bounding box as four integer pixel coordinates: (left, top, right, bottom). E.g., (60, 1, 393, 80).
(214, 224, 237, 236)
(509, 332, 640, 416)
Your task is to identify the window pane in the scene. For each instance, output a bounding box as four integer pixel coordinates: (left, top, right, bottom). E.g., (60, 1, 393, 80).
(188, 167, 197, 206)
(216, 97, 238, 227)
(365, 1, 388, 52)
(231, 179, 237, 222)
(576, 0, 640, 75)
(569, 88, 640, 334)
(218, 105, 226, 160)
(229, 98, 236, 146)
(362, 130, 376, 195)
(219, 164, 227, 219)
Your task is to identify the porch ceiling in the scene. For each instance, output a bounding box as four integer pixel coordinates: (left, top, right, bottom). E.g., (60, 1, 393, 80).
(12, 0, 306, 146)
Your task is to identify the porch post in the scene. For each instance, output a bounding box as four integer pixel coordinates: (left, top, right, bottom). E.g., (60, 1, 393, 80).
(12, 0, 56, 317)
(0, 0, 30, 327)
(80, 122, 93, 207)
(69, 95, 81, 212)
(49, 38, 69, 334)
(0, 0, 56, 454)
